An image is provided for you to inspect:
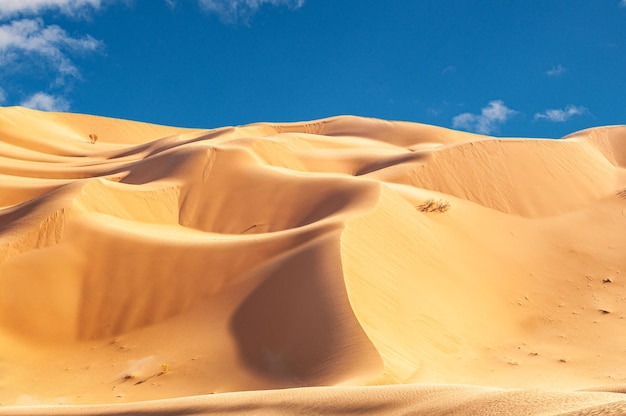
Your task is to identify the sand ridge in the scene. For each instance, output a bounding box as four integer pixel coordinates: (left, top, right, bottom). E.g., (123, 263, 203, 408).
(0, 106, 626, 414)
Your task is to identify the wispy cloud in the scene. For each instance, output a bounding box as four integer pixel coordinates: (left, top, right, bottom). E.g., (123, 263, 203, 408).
(0, 0, 104, 20)
(198, 0, 305, 23)
(621, 0, 626, 7)
(0, 1, 108, 112)
(452, 100, 517, 134)
(0, 18, 101, 84)
(2, 0, 303, 112)
(546, 64, 565, 77)
(534, 105, 588, 122)
(20, 91, 70, 111)
(442, 65, 456, 75)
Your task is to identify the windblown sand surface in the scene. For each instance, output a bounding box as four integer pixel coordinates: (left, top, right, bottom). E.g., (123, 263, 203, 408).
(1, 106, 626, 415)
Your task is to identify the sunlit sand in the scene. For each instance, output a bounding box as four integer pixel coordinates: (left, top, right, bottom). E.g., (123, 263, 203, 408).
(1, 107, 626, 415)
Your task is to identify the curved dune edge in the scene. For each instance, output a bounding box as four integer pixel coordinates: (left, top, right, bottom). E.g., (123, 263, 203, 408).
(1, 107, 626, 413)
(1, 385, 626, 416)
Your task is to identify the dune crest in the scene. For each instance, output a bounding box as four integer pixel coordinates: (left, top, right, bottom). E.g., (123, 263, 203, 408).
(1, 107, 626, 414)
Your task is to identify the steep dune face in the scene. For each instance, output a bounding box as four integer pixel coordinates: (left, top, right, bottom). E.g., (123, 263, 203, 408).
(1, 107, 626, 413)
(371, 138, 616, 217)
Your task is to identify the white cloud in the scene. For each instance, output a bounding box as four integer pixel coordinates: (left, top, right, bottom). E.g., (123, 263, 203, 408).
(0, 18, 101, 83)
(442, 65, 456, 75)
(0, 0, 104, 20)
(452, 100, 517, 134)
(21, 92, 70, 111)
(198, 0, 305, 23)
(546, 64, 565, 77)
(534, 105, 588, 122)
(621, 0, 626, 7)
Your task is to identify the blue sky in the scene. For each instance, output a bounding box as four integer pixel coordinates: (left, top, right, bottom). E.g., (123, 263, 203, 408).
(0, 0, 625, 138)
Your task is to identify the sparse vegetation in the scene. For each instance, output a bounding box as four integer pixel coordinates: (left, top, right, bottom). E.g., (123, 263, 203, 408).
(118, 363, 169, 386)
(89, 133, 98, 144)
(417, 198, 450, 213)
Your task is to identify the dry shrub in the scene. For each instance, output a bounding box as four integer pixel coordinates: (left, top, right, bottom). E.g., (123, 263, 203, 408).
(417, 198, 450, 213)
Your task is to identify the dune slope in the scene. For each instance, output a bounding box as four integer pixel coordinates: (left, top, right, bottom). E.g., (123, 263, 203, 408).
(1, 107, 626, 414)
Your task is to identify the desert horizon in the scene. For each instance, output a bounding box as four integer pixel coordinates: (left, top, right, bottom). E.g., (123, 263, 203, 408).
(0, 106, 625, 415)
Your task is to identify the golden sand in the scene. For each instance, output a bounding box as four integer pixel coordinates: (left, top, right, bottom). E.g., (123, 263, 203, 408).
(1, 107, 625, 415)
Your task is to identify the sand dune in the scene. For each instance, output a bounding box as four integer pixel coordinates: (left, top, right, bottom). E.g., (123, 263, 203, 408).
(1, 106, 626, 415)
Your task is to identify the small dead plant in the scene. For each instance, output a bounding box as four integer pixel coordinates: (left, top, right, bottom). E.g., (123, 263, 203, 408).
(417, 198, 450, 213)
